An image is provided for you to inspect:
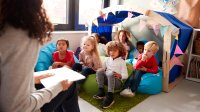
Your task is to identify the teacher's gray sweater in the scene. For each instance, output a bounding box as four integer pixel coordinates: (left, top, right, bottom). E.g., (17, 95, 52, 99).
(0, 25, 63, 112)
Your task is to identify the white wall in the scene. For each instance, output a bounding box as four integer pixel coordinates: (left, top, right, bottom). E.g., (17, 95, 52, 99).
(51, 31, 88, 51)
(121, 0, 152, 10)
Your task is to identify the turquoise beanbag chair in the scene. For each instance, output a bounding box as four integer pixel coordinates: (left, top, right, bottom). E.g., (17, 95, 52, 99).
(137, 68, 163, 94)
(35, 42, 56, 71)
(35, 42, 79, 72)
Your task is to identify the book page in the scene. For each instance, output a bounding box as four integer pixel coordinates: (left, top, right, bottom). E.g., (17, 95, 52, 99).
(34, 67, 85, 88)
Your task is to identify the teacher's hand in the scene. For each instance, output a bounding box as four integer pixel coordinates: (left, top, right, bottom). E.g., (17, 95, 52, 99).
(60, 80, 73, 91)
(34, 73, 54, 84)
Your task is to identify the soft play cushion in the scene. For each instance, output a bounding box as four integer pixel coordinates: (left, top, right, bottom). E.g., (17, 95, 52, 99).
(137, 68, 163, 94)
(35, 42, 79, 72)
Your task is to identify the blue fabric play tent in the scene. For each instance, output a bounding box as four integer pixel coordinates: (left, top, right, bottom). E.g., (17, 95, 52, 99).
(157, 12, 193, 83)
(90, 6, 193, 91)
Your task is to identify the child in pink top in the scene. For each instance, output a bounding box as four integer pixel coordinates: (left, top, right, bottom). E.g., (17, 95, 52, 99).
(72, 35, 102, 84)
(52, 39, 75, 69)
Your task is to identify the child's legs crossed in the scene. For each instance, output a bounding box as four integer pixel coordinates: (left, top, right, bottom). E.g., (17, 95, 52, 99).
(96, 69, 106, 88)
(130, 70, 146, 92)
(81, 67, 96, 77)
(106, 72, 122, 93)
(123, 71, 135, 89)
(72, 63, 82, 72)
(78, 67, 96, 84)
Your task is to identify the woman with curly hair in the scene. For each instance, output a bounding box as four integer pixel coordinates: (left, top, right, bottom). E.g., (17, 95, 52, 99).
(93, 41, 128, 108)
(115, 29, 134, 59)
(0, 0, 79, 112)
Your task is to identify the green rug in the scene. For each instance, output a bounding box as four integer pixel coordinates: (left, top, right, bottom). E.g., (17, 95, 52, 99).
(79, 63, 150, 111)
(79, 90, 149, 112)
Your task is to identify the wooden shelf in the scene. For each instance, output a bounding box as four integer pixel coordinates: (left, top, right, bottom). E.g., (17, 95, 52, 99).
(191, 54, 200, 58)
(186, 29, 200, 83)
(194, 29, 200, 31)
(186, 77, 200, 83)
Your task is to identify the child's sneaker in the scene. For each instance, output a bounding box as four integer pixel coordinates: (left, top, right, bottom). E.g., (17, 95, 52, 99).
(120, 88, 135, 97)
(101, 92, 115, 108)
(93, 88, 105, 100)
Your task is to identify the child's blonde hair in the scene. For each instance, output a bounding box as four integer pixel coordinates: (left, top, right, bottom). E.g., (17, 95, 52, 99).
(81, 35, 100, 56)
(91, 33, 100, 42)
(144, 41, 159, 54)
(106, 41, 126, 58)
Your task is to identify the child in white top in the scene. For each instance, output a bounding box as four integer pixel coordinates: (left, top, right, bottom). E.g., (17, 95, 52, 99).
(131, 41, 145, 65)
(133, 41, 145, 59)
(93, 41, 128, 108)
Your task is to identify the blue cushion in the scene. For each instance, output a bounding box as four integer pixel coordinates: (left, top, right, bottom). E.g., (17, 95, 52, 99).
(126, 58, 137, 65)
(137, 68, 163, 94)
(35, 43, 56, 71)
(35, 42, 79, 72)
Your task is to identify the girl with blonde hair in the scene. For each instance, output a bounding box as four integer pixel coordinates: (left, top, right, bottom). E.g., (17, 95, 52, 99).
(72, 35, 102, 84)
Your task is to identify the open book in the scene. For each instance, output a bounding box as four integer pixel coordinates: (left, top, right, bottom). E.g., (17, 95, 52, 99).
(34, 67, 85, 88)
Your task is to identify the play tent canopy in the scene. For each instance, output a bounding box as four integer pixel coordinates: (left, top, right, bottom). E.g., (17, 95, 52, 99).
(86, 5, 193, 92)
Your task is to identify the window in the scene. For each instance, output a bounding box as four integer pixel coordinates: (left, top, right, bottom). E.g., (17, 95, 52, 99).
(75, 0, 105, 30)
(43, 0, 68, 24)
(43, 0, 111, 31)
(43, 0, 74, 31)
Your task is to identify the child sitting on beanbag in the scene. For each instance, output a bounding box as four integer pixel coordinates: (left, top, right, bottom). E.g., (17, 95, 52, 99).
(93, 41, 128, 108)
(52, 39, 75, 69)
(120, 41, 159, 97)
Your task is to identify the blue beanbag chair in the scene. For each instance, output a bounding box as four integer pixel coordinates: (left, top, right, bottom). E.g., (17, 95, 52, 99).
(137, 68, 163, 94)
(35, 42, 79, 72)
(126, 53, 163, 94)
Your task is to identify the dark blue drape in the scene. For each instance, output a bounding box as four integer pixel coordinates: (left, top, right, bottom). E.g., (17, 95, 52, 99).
(157, 12, 193, 83)
(92, 11, 141, 41)
(92, 25, 113, 41)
